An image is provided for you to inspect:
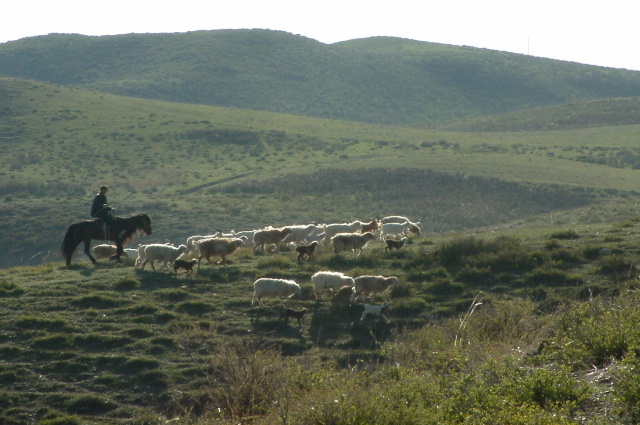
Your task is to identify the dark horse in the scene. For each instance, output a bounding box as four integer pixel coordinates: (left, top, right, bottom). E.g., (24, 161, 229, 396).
(60, 214, 152, 266)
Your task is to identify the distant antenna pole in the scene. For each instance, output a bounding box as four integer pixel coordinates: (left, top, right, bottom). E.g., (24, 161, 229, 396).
(527, 37, 530, 55)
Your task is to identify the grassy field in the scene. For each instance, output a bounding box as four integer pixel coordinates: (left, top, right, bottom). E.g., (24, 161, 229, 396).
(2, 216, 640, 424)
(3, 75, 640, 423)
(3, 76, 640, 267)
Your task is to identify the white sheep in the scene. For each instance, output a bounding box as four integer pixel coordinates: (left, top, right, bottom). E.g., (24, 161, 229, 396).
(311, 271, 355, 299)
(197, 237, 247, 266)
(140, 244, 188, 271)
(380, 215, 413, 224)
(282, 223, 322, 244)
(92, 244, 120, 260)
(253, 227, 293, 252)
(135, 242, 173, 267)
(380, 221, 421, 240)
(252, 278, 301, 306)
(323, 221, 364, 239)
(385, 237, 409, 252)
(305, 232, 326, 244)
(361, 303, 390, 321)
(331, 232, 376, 258)
(350, 275, 399, 303)
(123, 248, 138, 259)
(233, 230, 256, 244)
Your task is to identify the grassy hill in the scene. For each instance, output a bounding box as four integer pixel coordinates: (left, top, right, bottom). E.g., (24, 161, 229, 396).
(2, 30, 640, 126)
(2, 76, 640, 267)
(2, 217, 640, 424)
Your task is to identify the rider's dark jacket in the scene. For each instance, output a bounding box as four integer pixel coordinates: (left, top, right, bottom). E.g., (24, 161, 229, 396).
(91, 193, 109, 218)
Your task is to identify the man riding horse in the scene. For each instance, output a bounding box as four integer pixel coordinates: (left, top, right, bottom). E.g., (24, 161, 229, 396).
(91, 185, 121, 239)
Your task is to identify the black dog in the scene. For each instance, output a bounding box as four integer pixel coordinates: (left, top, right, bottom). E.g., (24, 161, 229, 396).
(173, 259, 198, 277)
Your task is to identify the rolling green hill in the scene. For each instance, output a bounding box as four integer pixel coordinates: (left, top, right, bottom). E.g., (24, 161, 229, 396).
(2, 30, 640, 126)
(2, 76, 640, 268)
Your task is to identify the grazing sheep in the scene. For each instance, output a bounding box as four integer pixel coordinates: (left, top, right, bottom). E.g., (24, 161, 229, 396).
(295, 241, 319, 261)
(331, 232, 376, 258)
(380, 221, 421, 240)
(197, 237, 247, 266)
(311, 271, 355, 299)
(323, 221, 364, 239)
(350, 275, 399, 303)
(173, 259, 198, 277)
(385, 237, 409, 252)
(361, 219, 381, 234)
(140, 244, 188, 271)
(380, 215, 412, 224)
(361, 304, 390, 321)
(280, 307, 308, 327)
(253, 227, 292, 252)
(282, 224, 322, 244)
(252, 278, 301, 306)
(92, 244, 122, 260)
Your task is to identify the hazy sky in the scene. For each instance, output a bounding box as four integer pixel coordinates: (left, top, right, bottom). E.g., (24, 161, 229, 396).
(3, 0, 640, 71)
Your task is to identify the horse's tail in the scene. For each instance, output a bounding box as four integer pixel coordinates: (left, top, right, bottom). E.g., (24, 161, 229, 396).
(60, 223, 81, 261)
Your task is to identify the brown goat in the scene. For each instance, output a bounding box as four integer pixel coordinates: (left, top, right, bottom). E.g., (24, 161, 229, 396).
(361, 219, 380, 234)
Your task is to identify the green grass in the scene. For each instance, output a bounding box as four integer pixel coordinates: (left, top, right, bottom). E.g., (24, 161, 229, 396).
(2, 76, 640, 267)
(3, 30, 640, 127)
(1, 217, 640, 423)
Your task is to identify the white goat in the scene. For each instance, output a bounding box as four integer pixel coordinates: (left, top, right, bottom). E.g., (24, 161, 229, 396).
(380, 221, 421, 240)
(136, 242, 173, 267)
(350, 275, 399, 303)
(252, 278, 301, 306)
(233, 230, 256, 244)
(323, 221, 364, 239)
(305, 232, 326, 244)
(361, 303, 390, 321)
(253, 227, 292, 252)
(380, 215, 413, 224)
(282, 224, 322, 244)
(123, 248, 139, 259)
(140, 244, 187, 271)
(311, 271, 355, 299)
(92, 244, 121, 260)
(197, 237, 247, 266)
(331, 232, 376, 258)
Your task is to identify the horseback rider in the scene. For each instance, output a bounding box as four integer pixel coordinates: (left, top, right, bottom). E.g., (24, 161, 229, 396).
(90, 185, 121, 239)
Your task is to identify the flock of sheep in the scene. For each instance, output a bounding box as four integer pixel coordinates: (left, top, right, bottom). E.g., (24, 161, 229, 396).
(91, 215, 421, 323)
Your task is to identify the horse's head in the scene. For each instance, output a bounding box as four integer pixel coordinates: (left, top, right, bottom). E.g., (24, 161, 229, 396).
(139, 214, 152, 235)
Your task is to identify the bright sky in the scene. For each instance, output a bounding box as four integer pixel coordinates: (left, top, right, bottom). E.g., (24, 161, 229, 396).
(2, 0, 640, 71)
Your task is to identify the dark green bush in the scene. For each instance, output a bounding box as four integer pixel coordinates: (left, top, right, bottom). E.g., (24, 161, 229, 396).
(65, 394, 117, 414)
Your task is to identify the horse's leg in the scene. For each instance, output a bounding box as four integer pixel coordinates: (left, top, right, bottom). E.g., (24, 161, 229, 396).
(83, 239, 97, 265)
(109, 235, 124, 262)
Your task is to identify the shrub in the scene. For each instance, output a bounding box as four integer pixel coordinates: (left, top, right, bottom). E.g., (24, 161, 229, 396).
(549, 229, 579, 240)
(65, 394, 117, 414)
(113, 277, 140, 291)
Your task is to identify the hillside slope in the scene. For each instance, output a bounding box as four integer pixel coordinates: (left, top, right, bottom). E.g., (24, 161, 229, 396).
(2, 30, 640, 126)
(2, 77, 640, 267)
